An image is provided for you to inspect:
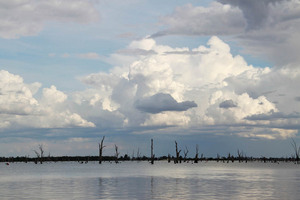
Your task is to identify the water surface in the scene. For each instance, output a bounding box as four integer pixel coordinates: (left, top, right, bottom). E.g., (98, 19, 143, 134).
(1, 161, 299, 199)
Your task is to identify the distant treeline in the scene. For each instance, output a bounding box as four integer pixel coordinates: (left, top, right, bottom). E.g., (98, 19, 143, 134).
(1, 137, 300, 164)
(1, 155, 299, 164)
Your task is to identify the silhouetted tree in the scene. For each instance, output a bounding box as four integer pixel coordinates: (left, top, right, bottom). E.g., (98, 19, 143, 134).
(237, 149, 244, 163)
(115, 144, 120, 163)
(33, 144, 44, 164)
(200, 153, 204, 162)
(99, 136, 106, 164)
(151, 139, 155, 164)
(217, 153, 220, 162)
(227, 153, 231, 163)
(136, 148, 141, 160)
(291, 139, 300, 164)
(174, 141, 181, 164)
(194, 144, 199, 163)
(131, 150, 135, 161)
(183, 146, 189, 162)
(167, 154, 171, 163)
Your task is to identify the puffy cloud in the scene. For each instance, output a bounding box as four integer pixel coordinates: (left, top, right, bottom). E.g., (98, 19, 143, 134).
(142, 112, 192, 127)
(3, 36, 297, 140)
(135, 93, 197, 114)
(155, 0, 300, 66)
(207, 91, 276, 124)
(81, 36, 287, 133)
(0, 70, 40, 116)
(152, 2, 245, 37)
(218, 0, 282, 30)
(221, 0, 300, 66)
(0, 0, 99, 39)
(42, 85, 67, 104)
(0, 70, 94, 129)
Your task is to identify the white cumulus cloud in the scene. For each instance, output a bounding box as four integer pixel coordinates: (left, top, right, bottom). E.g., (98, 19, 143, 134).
(0, 70, 95, 129)
(79, 36, 291, 137)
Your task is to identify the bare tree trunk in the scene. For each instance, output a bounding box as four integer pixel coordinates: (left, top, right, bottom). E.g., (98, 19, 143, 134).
(183, 146, 189, 162)
(227, 153, 231, 163)
(34, 144, 44, 164)
(216, 153, 220, 162)
(33, 150, 40, 164)
(237, 149, 243, 163)
(131, 150, 135, 161)
(115, 144, 120, 163)
(174, 141, 181, 164)
(151, 139, 155, 164)
(39, 144, 44, 164)
(291, 139, 300, 164)
(194, 144, 199, 163)
(136, 148, 141, 161)
(99, 136, 105, 164)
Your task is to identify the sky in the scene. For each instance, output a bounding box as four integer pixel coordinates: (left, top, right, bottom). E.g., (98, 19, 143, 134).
(1, 0, 300, 158)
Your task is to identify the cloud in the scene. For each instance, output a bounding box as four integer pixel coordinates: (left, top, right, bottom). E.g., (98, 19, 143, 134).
(295, 96, 300, 102)
(135, 93, 197, 114)
(236, 127, 298, 140)
(2, 36, 299, 140)
(0, 70, 94, 129)
(220, 0, 300, 66)
(42, 85, 67, 104)
(116, 49, 156, 56)
(0, 70, 40, 116)
(219, 100, 237, 108)
(245, 111, 300, 121)
(152, 2, 245, 37)
(154, 0, 300, 66)
(0, 0, 99, 39)
(218, 0, 282, 30)
(80, 36, 282, 130)
(78, 52, 101, 60)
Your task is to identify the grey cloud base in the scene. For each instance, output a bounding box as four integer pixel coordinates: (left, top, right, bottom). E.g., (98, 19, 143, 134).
(135, 93, 197, 114)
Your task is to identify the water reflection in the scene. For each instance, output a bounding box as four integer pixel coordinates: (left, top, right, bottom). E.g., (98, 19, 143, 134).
(1, 162, 300, 199)
(94, 174, 300, 200)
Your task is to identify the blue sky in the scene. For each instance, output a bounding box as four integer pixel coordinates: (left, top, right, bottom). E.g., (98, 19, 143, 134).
(1, 0, 300, 158)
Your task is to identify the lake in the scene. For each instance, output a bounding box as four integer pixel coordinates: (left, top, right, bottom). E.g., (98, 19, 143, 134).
(1, 161, 300, 199)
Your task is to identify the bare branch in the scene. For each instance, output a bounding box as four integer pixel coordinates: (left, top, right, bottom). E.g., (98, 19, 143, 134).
(115, 144, 120, 163)
(99, 136, 105, 164)
(183, 146, 189, 162)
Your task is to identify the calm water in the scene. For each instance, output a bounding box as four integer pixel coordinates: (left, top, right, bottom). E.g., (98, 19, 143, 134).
(1, 161, 300, 199)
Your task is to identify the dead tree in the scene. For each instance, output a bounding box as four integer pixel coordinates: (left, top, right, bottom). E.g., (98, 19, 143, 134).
(151, 139, 155, 164)
(174, 141, 181, 164)
(194, 144, 199, 163)
(237, 149, 243, 163)
(39, 145, 44, 164)
(183, 146, 189, 162)
(99, 136, 106, 164)
(167, 154, 171, 163)
(131, 150, 135, 161)
(227, 153, 231, 163)
(291, 139, 300, 164)
(136, 148, 141, 161)
(33, 150, 40, 164)
(115, 144, 120, 163)
(34, 144, 44, 164)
